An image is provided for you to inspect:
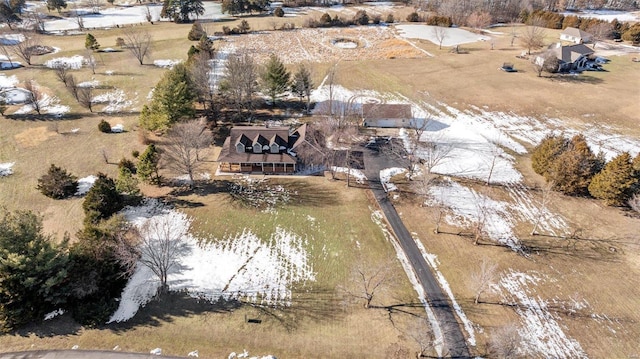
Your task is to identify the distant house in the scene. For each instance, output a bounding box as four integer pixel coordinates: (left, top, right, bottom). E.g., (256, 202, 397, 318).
(362, 103, 417, 128)
(538, 43, 595, 72)
(217, 125, 306, 174)
(560, 27, 593, 44)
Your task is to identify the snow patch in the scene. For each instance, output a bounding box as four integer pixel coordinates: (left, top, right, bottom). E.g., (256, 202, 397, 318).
(154, 59, 182, 69)
(498, 271, 587, 358)
(44, 309, 65, 320)
(0, 162, 15, 177)
(75, 175, 97, 196)
(428, 179, 520, 249)
(380, 167, 405, 192)
(92, 89, 133, 113)
(331, 166, 367, 184)
(0, 74, 19, 88)
(109, 200, 315, 323)
(397, 25, 490, 47)
(45, 55, 85, 69)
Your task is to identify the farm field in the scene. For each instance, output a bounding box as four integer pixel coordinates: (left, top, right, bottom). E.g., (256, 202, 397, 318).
(1, 0, 640, 358)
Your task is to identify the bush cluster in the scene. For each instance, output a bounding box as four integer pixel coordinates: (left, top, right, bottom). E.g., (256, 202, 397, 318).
(222, 19, 251, 35)
(532, 134, 640, 206)
(37, 164, 78, 199)
(405, 12, 451, 27)
(98, 119, 112, 133)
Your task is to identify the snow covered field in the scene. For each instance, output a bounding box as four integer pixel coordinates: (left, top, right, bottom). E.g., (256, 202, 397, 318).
(397, 25, 490, 47)
(561, 10, 640, 22)
(109, 200, 315, 323)
(40, 2, 226, 32)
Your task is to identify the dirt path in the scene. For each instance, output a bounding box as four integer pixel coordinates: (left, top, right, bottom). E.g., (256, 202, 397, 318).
(361, 144, 471, 358)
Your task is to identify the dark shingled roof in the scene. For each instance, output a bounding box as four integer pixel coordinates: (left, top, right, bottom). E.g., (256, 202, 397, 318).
(362, 103, 413, 120)
(217, 125, 306, 164)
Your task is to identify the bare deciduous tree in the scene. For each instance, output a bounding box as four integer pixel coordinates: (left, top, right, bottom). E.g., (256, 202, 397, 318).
(23, 79, 43, 114)
(77, 86, 94, 112)
(470, 258, 499, 304)
(433, 26, 447, 50)
(73, 5, 85, 30)
(6, 31, 41, 66)
(162, 120, 212, 185)
(487, 322, 524, 359)
(326, 63, 337, 116)
(135, 211, 192, 293)
(122, 29, 152, 65)
(66, 74, 79, 100)
(530, 181, 554, 235)
(520, 17, 546, 55)
(467, 11, 492, 32)
(471, 194, 489, 245)
(343, 261, 397, 309)
(221, 51, 258, 116)
(405, 317, 435, 358)
(188, 52, 216, 123)
(586, 22, 613, 49)
(53, 63, 71, 87)
(85, 49, 97, 74)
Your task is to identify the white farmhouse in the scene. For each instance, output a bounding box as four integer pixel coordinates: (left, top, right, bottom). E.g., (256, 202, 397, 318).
(560, 27, 593, 44)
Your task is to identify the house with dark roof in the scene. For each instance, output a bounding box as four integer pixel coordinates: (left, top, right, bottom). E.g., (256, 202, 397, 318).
(537, 43, 595, 72)
(560, 27, 593, 44)
(217, 125, 307, 174)
(361, 103, 417, 128)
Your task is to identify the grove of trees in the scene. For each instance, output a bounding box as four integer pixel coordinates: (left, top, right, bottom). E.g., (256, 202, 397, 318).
(531, 134, 640, 206)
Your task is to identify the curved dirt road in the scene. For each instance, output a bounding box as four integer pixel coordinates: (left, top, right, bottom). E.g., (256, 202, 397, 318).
(362, 144, 470, 358)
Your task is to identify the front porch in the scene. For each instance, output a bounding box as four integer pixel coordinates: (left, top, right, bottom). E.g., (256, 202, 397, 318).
(219, 162, 297, 174)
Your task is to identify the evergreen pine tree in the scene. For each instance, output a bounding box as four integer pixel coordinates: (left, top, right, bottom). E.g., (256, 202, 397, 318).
(85, 33, 100, 51)
(588, 152, 636, 206)
(82, 173, 124, 225)
(196, 35, 214, 58)
(261, 54, 290, 106)
(140, 63, 196, 131)
(0, 209, 69, 332)
(37, 164, 78, 199)
(546, 134, 601, 196)
(137, 144, 161, 184)
(188, 22, 205, 40)
(531, 134, 568, 176)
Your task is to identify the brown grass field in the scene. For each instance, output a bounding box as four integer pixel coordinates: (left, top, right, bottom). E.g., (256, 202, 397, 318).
(0, 2, 640, 357)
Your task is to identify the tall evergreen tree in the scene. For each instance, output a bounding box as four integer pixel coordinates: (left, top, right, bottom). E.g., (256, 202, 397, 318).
(546, 134, 602, 196)
(261, 54, 290, 106)
(137, 144, 161, 184)
(85, 33, 100, 51)
(0, 209, 69, 332)
(531, 134, 568, 176)
(67, 217, 132, 326)
(139, 63, 196, 131)
(162, 0, 204, 23)
(82, 173, 124, 225)
(588, 152, 637, 206)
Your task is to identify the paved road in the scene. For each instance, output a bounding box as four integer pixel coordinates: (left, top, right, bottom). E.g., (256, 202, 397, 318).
(362, 144, 470, 358)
